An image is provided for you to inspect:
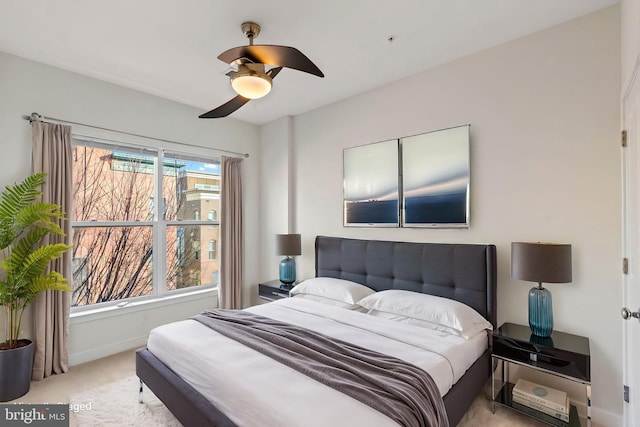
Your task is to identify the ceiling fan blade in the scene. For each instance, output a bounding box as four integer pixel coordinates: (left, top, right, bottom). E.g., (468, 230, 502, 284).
(219, 45, 324, 78)
(267, 66, 283, 78)
(199, 95, 250, 118)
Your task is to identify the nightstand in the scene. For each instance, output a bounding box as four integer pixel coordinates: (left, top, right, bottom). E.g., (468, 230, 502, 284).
(491, 322, 591, 427)
(258, 280, 296, 302)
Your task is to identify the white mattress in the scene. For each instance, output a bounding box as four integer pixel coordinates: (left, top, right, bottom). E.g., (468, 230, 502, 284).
(147, 298, 488, 427)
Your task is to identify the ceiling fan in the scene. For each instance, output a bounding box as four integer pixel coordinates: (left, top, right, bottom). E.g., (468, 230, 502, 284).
(199, 21, 324, 119)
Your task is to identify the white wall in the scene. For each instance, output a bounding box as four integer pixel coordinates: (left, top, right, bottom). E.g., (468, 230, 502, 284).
(261, 6, 622, 425)
(258, 116, 295, 294)
(0, 51, 261, 364)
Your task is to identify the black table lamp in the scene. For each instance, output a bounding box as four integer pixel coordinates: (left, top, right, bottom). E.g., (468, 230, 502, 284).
(276, 234, 301, 286)
(511, 242, 572, 337)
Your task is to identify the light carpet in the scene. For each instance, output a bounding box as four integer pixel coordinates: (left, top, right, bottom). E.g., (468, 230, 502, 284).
(70, 376, 181, 427)
(70, 376, 549, 426)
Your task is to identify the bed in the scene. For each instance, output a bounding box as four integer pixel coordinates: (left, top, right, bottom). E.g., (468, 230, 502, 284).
(136, 235, 497, 426)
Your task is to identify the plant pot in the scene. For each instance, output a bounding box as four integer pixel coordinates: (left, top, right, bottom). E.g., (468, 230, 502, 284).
(0, 339, 34, 402)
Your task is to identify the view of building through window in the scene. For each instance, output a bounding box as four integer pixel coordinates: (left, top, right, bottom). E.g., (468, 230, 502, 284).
(71, 139, 220, 307)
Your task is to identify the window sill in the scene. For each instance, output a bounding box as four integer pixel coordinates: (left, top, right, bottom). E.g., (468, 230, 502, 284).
(70, 287, 218, 324)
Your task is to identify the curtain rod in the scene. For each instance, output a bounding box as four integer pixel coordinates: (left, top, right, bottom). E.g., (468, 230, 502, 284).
(22, 112, 249, 158)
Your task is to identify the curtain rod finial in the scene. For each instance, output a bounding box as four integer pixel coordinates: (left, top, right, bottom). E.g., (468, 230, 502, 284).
(30, 112, 42, 122)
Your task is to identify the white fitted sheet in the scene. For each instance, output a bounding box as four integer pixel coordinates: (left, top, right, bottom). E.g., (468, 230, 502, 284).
(147, 298, 488, 427)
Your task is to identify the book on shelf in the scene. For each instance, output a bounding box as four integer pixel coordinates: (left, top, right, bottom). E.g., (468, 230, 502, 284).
(512, 378, 569, 414)
(512, 394, 570, 422)
(511, 401, 570, 427)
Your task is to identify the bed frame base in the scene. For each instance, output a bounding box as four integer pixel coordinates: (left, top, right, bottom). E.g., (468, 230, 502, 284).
(136, 348, 236, 427)
(443, 350, 491, 426)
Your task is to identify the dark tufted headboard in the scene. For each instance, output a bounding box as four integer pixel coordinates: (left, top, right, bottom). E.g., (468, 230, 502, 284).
(315, 236, 497, 328)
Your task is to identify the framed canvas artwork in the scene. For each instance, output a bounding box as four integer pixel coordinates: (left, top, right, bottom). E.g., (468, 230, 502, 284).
(343, 124, 470, 228)
(343, 139, 399, 227)
(401, 125, 470, 227)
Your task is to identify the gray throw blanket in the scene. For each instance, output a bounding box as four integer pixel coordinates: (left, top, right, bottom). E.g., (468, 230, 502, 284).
(193, 309, 449, 427)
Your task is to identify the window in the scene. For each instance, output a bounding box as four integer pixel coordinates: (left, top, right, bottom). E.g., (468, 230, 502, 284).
(193, 239, 200, 260)
(71, 138, 222, 308)
(149, 197, 167, 220)
(208, 240, 217, 260)
(208, 210, 217, 221)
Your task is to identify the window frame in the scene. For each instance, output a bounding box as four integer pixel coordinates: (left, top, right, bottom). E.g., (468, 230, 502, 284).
(70, 136, 221, 312)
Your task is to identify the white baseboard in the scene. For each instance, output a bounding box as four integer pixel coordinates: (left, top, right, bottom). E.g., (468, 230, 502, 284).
(591, 406, 623, 427)
(566, 400, 622, 427)
(69, 335, 147, 366)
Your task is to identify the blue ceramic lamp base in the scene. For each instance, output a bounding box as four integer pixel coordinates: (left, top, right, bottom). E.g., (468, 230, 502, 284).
(529, 284, 553, 337)
(279, 256, 296, 285)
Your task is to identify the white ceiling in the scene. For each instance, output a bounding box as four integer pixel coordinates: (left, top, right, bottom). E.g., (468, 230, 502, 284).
(0, 0, 619, 125)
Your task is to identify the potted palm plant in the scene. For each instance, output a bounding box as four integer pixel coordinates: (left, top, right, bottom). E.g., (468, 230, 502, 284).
(0, 172, 72, 401)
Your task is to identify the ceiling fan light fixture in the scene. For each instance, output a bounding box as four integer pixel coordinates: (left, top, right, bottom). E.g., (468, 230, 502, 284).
(230, 65, 272, 99)
(199, 20, 324, 118)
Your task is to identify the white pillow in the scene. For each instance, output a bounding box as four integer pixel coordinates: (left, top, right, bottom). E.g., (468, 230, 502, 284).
(290, 277, 375, 308)
(366, 309, 460, 335)
(357, 290, 492, 339)
(291, 294, 367, 311)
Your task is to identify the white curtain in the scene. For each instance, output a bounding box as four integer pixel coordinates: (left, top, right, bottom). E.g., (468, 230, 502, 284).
(31, 121, 73, 380)
(219, 156, 243, 309)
